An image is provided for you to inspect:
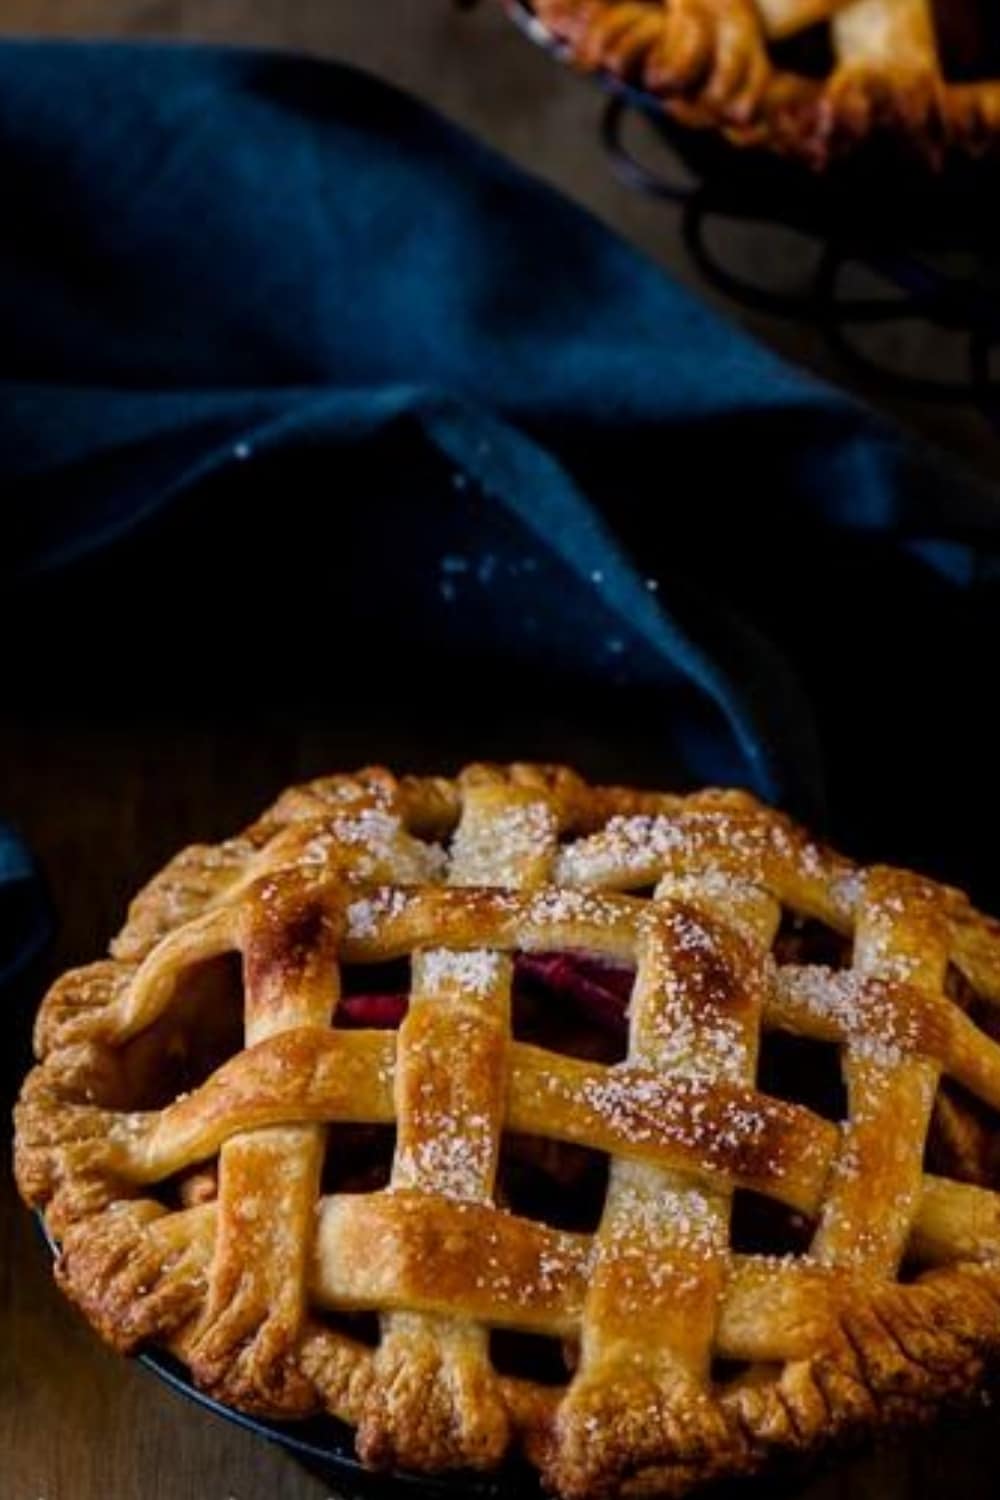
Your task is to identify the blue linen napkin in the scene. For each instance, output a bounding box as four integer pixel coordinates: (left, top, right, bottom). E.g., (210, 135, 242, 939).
(0, 821, 50, 1017)
(3, 39, 1000, 986)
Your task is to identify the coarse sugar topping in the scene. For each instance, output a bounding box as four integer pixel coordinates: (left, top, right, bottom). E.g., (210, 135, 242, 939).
(526, 886, 629, 931)
(556, 808, 834, 896)
(346, 886, 414, 939)
(578, 1068, 779, 1176)
(419, 948, 505, 997)
(777, 967, 923, 1066)
(451, 799, 557, 886)
(327, 808, 446, 881)
(394, 1108, 494, 1202)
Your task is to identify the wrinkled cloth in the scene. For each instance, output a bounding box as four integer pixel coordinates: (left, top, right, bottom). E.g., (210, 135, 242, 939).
(3, 40, 1000, 990)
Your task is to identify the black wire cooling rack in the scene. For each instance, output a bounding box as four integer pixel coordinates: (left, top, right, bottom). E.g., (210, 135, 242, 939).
(499, 0, 1000, 424)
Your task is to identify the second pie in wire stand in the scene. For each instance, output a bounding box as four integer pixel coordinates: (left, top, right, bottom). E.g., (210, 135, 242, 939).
(515, 0, 1000, 166)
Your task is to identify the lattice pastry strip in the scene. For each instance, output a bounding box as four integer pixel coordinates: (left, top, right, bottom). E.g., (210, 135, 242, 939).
(812, 867, 947, 1273)
(550, 872, 778, 1496)
(185, 872, 343, 1409)
(17, 763, 1000, 1500)
(31, 895, 1000, 1230)
(359, 780, 559, 1469)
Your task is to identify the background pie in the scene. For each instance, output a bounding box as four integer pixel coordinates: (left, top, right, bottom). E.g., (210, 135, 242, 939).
(525, 0, 1000, 165)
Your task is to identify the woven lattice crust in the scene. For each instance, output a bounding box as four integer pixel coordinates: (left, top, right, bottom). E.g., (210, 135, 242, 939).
(527, 0, 1000, 166)
(15, 762, 1000, 1497)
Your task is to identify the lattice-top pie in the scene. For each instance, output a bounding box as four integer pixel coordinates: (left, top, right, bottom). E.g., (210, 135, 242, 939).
(523, 0, 1000, 164)
(15, 762, 1000, 1496)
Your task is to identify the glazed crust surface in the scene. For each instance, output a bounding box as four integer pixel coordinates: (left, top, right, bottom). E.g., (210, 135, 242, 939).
(15, 761, 1000, 1497)
(522, 0, 1000, 165)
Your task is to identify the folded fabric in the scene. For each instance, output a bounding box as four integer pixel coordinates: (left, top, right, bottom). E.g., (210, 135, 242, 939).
(2, 38, 1000, 965)
(0, 820, 51, 1015)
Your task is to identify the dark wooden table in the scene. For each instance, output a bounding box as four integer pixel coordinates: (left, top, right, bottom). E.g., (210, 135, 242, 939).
(2, 3, 1000, 1495)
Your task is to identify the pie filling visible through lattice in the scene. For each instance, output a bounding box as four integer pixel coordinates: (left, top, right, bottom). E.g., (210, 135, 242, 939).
(15, 763, 1000, 1498)
(521, 0, 1000, 165)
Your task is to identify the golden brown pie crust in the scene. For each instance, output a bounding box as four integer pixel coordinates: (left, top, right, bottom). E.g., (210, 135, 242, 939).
(523, 0, 1000, 166)
(15, 762, 1000, 1496)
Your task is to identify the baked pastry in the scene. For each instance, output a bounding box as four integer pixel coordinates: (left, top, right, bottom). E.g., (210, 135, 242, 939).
(521, 0, 1000, 165)
(15, 761, 1000, 1497)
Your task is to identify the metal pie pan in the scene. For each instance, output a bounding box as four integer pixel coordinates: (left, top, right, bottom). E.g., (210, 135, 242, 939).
(35, 1212, 538, 1498)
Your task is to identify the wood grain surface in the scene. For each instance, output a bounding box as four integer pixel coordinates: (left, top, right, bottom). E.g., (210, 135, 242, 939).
(2, 2, 999, 1495)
